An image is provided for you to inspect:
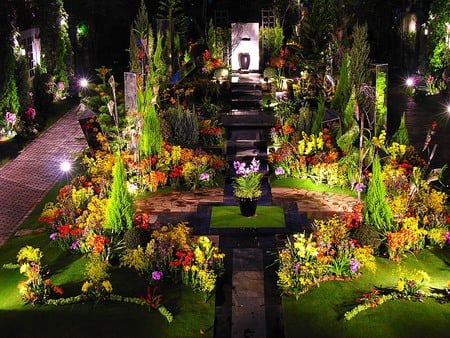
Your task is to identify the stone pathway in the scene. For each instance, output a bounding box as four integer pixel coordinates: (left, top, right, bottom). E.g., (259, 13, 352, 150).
(0, 105, 87, 247)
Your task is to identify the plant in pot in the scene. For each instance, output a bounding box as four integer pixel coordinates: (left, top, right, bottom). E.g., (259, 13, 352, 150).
(232, 158, 263, 217)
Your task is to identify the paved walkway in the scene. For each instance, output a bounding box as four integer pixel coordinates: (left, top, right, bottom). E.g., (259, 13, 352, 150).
(0, 105, 87, 247)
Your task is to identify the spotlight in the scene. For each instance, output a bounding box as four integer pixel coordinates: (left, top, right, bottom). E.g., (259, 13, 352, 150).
(405, 77, 415, 87)
(60, 160, 71, 173)
(79, 78, 89, 88)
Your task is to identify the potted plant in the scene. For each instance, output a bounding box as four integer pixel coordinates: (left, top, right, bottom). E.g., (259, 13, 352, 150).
(232, 158, 263, 217)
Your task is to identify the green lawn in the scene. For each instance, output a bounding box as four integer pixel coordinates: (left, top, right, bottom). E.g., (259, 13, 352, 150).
(282, 248, 450, 338)
(0, 178, 216, 338)
(0, 233, 216, 338)
(210, 205, 285, 228)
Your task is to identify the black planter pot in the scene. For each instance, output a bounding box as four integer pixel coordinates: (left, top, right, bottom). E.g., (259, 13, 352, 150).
(237, 198, 258, 217)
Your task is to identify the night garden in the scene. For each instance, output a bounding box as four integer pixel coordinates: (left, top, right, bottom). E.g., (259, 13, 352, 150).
(0, 1, 449, 337)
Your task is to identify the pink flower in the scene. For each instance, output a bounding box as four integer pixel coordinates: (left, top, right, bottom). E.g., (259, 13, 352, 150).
(25, 107, 36, 121)
(5, 112, 16, 126)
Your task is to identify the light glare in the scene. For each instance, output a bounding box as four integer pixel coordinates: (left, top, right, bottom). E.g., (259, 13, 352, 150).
(60, 161, 71, 173)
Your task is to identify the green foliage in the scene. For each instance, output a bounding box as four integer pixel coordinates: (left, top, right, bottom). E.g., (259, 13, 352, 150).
(391, 113, 409, 146)
(166, 106, 199, 148)
(375, 70, 387, 134)
(260, 20, 284, 59)
(15, 57, 31, 113)
(331, 54, 350, 115)
(32, 66, 52, 117)
(426, 0, 450, 73)
(129, 0, 151, 74)
(0, 47, 20, 114)
(34, 0, 72, 88)
(104, 153, 135, 235)
(337, 123, 359, 153)
(342, 89, 358, 132)
(123, 228, 151, 249)
(348, 23, 370, 95)
(311, 95, 326, 135)
(131, 5, 165, 158)
(139, 96, 162, 157)
(363, 155, 393, 234)
(296, 0, 335, 65)
(352, 222, 382, 250)
(157, 0, 187, 75)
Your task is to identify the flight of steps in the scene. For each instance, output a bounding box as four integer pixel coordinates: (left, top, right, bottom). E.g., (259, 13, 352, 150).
(220, 73, 275, 206)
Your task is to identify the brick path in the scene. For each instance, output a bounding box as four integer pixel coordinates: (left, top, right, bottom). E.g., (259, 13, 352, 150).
(0, 105, 87, 247)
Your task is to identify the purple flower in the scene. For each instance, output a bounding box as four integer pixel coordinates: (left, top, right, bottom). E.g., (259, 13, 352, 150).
(152, 271, 163, 281)
(49, 233, 58, 240)
(349, 258, 360, 274)
(354, 183, 366, 193)
(446, 231, 450, 244)
(275, 167, 285, 176)
(199, 173, 210, 181)
(70, 239, 80, 250)
(57, 82, 65, 90)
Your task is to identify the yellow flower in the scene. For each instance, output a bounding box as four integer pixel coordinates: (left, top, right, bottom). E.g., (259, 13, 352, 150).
(396, 278, 405, 292)
(102, 280, 113, 293)
(82, 281, 92, 293)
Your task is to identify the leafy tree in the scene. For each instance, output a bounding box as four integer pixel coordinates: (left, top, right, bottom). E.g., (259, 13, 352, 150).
(426, 0, 450, 74)
(0, 47, 20, 115)
(33, 0, 73, 88)
(0, 0, 20, 115)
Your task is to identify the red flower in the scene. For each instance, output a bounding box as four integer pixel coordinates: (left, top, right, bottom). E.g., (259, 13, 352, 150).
(58, 224, 70, 237)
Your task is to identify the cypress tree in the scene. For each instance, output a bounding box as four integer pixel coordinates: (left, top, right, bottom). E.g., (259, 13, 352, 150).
(331, 54, 350, 116)
(348, 23, 370, 98)
(104, 153, 135, 235)
(363, 154, 393, 235)
(391, 113, 409, 146)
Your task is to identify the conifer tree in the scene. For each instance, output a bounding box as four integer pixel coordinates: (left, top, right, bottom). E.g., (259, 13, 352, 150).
(391, 113, 409, 146)
(104, 153, 135, 235)
(331, 54, 350, 116)
(363, 154, 393, 235)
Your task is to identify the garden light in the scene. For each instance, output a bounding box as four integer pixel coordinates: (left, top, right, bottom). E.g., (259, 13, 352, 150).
(79, 78, 89, 88)
(60, 160, 71, 173)
(405, 77, 415, 87)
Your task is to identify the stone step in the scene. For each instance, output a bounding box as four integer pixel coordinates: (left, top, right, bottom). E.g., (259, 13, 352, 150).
(221, 114, 275, 127)
(231, 248, 266, 338)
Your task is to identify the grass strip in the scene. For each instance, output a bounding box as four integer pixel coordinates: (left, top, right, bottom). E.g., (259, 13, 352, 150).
(210, 206, 285, 228)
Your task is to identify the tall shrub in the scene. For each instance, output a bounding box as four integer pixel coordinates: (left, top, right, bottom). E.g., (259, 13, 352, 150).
(391, 113, 409, 146)
(0, 48, 20, 114)
(130, 1, 164, 158)
(104, 153, 135, 235)
(348, 23, 370, 100)
(34, 0, 72, 89)
(331, 54, 350, 115)
(310, 95, 325, 135)
(363, 154, 393, 235)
